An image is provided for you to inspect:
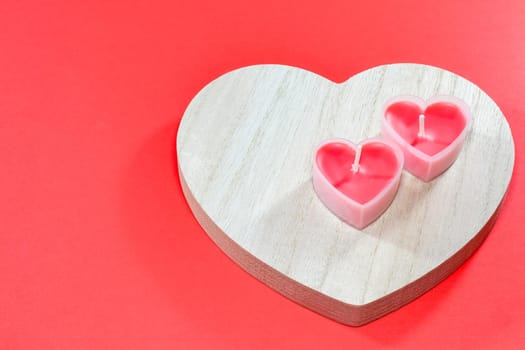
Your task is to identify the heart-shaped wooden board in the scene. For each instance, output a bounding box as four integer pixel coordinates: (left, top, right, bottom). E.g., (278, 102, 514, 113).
(177, 64, 514, 326)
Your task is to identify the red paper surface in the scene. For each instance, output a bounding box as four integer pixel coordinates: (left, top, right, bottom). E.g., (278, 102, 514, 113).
(1, 1, 524, 349)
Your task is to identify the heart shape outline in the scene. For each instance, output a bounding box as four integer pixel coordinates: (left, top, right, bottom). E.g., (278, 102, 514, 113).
(313, 138, 404, 229)
(177, 63, 514, 326)
(381, 95, 472, 181)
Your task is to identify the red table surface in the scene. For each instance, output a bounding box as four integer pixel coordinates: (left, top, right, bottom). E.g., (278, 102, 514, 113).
(1, 1, 524, 349)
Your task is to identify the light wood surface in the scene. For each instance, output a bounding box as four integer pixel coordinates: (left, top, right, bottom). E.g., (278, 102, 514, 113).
(176, 63, 514, 325)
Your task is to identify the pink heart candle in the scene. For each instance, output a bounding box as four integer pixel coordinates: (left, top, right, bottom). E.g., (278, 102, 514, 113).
(313, 138, 404, 229)
(381, 95, 471, 181)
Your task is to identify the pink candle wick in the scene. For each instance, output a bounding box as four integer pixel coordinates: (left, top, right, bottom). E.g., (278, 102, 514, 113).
(418, 113, 426, 137)
(351, 145, 362, 173)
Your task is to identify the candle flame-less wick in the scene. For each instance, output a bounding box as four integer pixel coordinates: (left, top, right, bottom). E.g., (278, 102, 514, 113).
(352, 145, 362, 173)
(418, 113, 426, 137)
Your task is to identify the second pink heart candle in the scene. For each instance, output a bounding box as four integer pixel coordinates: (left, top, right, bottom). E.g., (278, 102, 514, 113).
(381, 95, 471, 181)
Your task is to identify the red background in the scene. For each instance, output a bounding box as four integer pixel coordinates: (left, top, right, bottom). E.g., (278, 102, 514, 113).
(1, 1, 524, 349)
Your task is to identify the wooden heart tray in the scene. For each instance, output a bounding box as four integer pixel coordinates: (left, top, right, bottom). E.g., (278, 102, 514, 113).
(176, 63, 514, 326)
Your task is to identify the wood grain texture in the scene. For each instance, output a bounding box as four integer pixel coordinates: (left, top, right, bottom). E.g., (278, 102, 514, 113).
(176, 64, 514, 325)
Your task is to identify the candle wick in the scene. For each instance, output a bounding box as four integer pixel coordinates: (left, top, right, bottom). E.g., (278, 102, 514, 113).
(418, 113, 426, 138)
(352, 145, 362, 173)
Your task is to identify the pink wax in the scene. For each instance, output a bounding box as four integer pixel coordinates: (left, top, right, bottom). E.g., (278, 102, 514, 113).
(381, 95, 471, 181)
(316, 142, 400, 204)
(385, 101, 467, 156)
(313, 138, 404, 229)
